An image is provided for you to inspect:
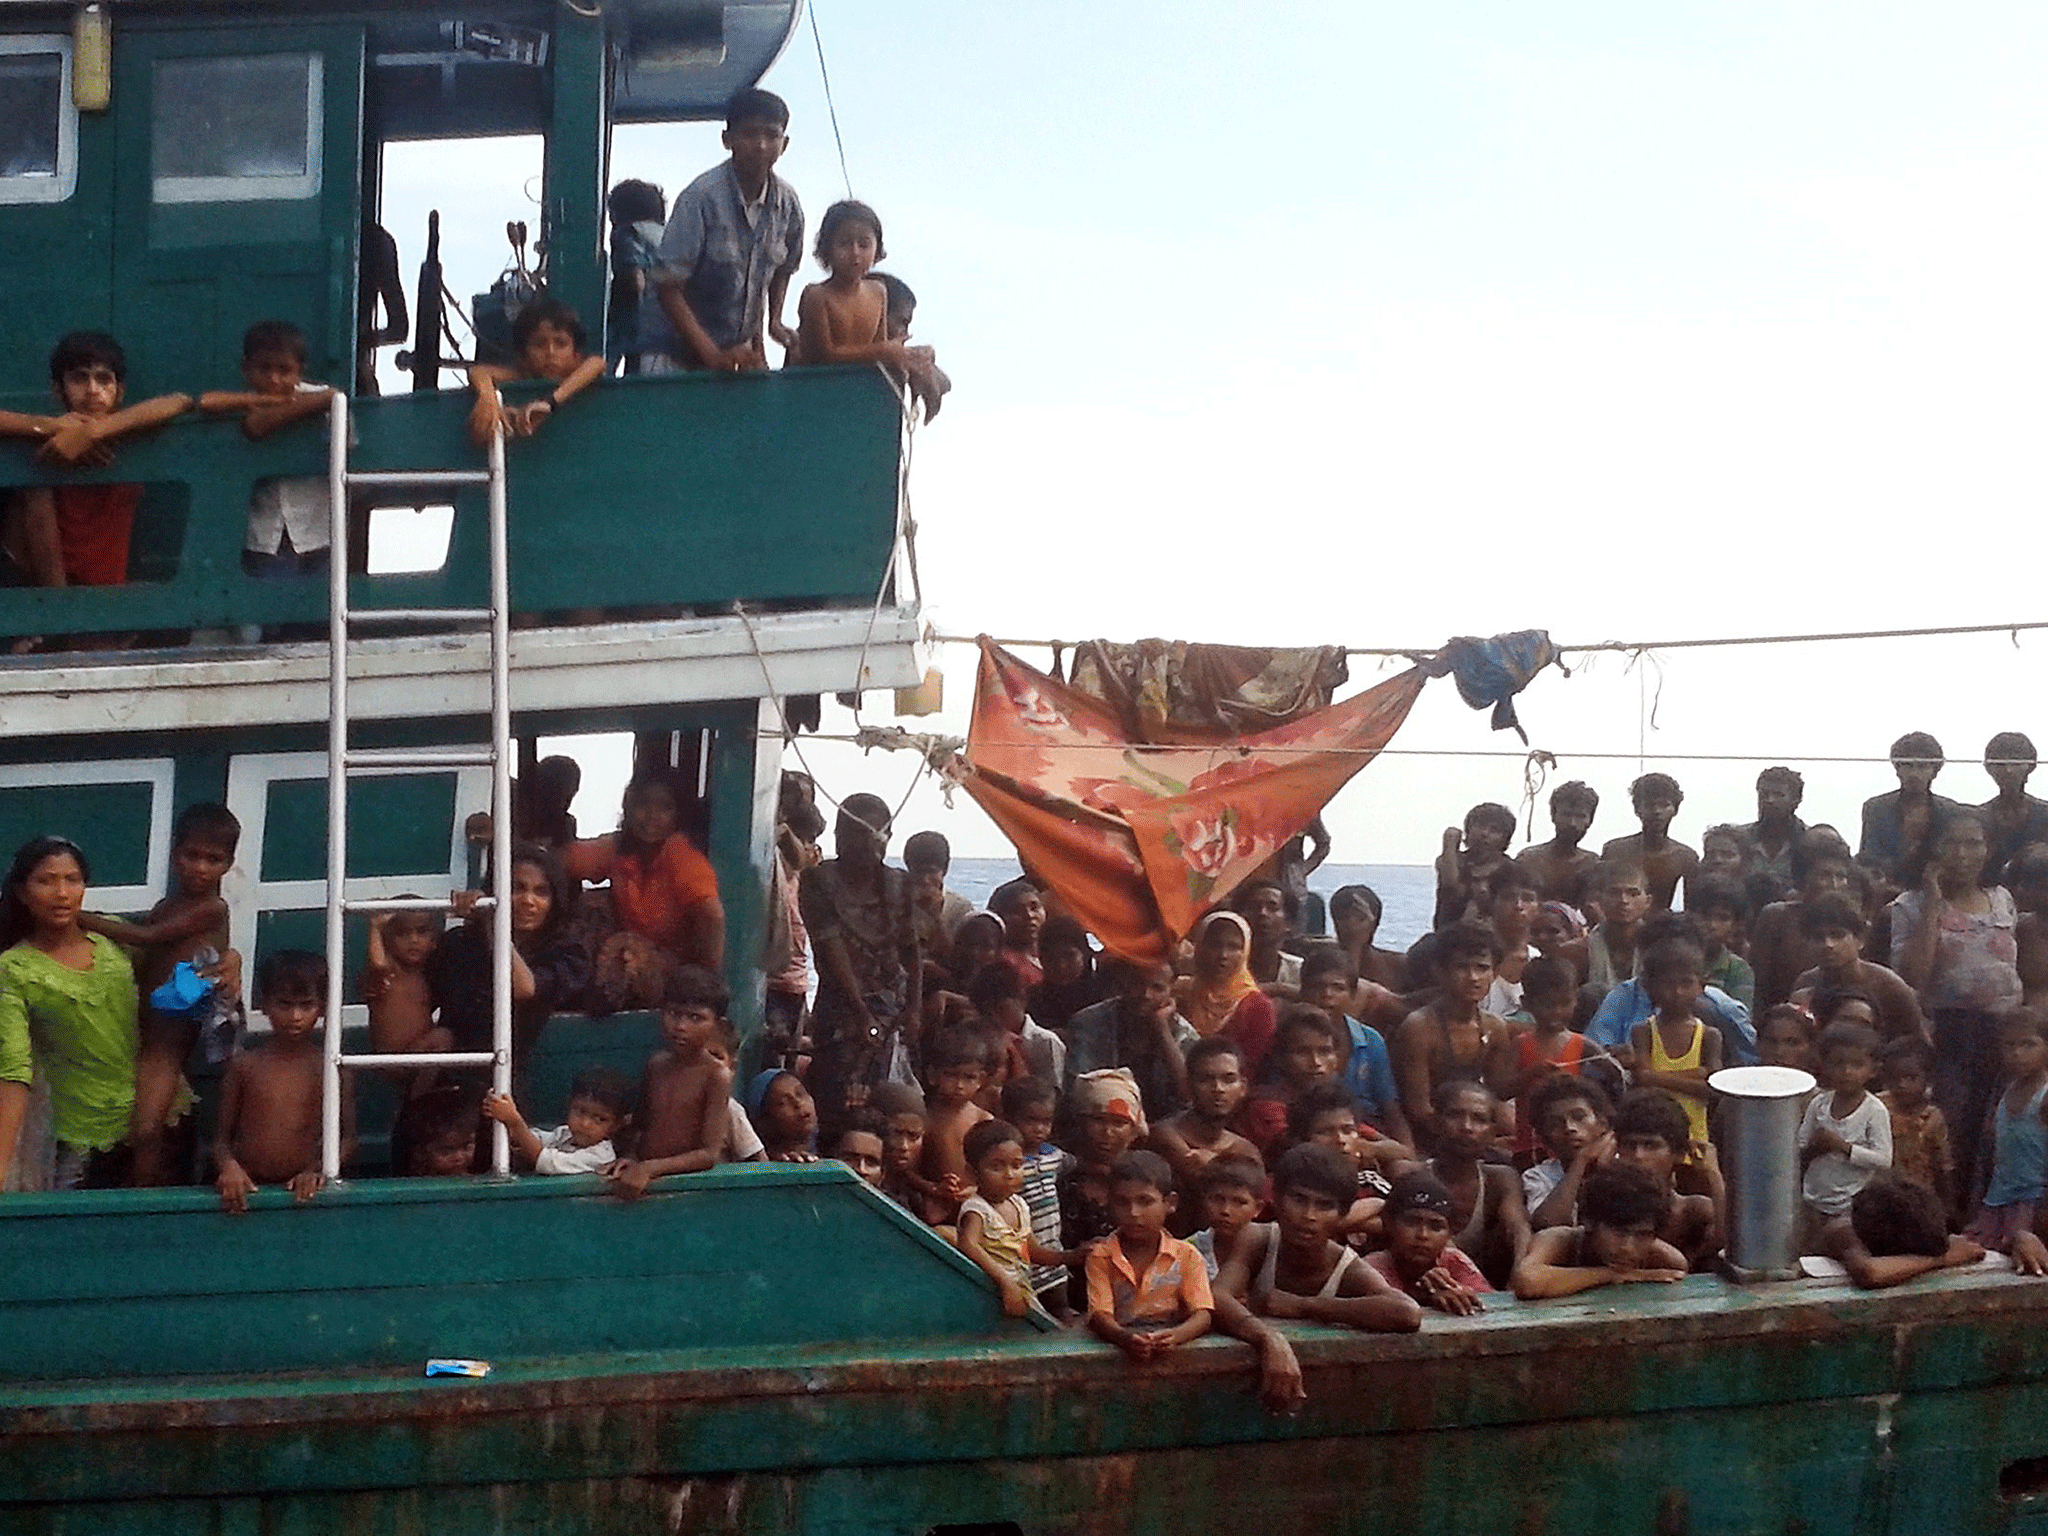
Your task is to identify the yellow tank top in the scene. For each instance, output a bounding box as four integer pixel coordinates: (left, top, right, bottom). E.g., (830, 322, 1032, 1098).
(1648, 1015, 1710, 1148)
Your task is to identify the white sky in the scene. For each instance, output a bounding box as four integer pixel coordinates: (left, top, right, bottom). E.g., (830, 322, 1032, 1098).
(379, 3, 2048, 865)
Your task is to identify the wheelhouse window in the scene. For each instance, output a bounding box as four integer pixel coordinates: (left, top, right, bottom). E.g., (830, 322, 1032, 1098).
(152, 53, 321, 204)
(0, 38, 76, 205)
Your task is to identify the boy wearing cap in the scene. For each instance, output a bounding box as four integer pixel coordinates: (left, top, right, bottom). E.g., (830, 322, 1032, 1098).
(1365, 1169, 1493, 1315)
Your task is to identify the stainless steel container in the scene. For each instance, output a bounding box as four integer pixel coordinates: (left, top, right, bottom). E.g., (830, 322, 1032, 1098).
(1710, 1064, 1817, 1281)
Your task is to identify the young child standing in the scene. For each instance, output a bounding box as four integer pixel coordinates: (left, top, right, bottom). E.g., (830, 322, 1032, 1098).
(605, 965, 734, 1198)
(1002, 1077, 1076, 1315)
(483, 1066, 633, 1175)
(1511, 1164, 1690, 1298)
(955, 1119, 1088, 1317)
(1084, 1151, 1214, 1359)
(78, 802, 240, 1187)
(1687, 875, 1756, 1016)
(1508, 955, 1607, 1164)
(1965, 1011, 2048, 1254)
(794, 200, 938, 377)
(198, 320, 338, 578)
(922, 1026, 995, 1216)
(361, 908, 447, 1059)
(1365, 1168, 1493, 1315)
(1879, 1035, 1953, 1217)
(1628, 938, 1723, 1153)
(214, 951, 348, 1211)
(1190, 1154, 1266, 1278)
(1299, 947, 1410, 1141)
(1799, 1021, 1893, 1247)
(467, 295, 605, 447)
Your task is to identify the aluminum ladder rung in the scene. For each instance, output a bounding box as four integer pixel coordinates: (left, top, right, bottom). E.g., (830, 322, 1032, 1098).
(346, 607, 492, 626)
(342, 895, 494, 915)
(344, 746, 496, 771)
(344, 468, 491, 491)
(339, 1051, 499, 1070)
(326, 391, 515, 1179)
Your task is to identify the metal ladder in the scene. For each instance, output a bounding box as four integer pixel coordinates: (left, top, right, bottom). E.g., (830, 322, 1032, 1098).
(321, 394, 514, 1178)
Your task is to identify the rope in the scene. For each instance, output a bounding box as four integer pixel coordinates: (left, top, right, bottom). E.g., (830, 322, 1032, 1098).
(926, 618, 2048, 658)
(806, 1, 856, 198)
(792, 735, 1973, 767)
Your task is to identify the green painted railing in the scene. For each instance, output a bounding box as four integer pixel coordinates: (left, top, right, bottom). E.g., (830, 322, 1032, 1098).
(0, 366, 904, 638)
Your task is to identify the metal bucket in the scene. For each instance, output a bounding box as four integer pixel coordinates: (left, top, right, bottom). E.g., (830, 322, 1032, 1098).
(1710, 1065, 1817, 1281)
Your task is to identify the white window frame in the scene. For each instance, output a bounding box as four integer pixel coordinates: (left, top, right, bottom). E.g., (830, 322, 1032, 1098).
(151, 52, 322, 205)
(0, 35, 78, 207)
(224, 751, 486, 1029)
(0, 758, 174, 911)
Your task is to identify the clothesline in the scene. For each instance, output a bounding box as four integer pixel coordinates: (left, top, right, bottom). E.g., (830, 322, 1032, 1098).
(926, 618, 2048, 658)
(805, 735, 1980, 767)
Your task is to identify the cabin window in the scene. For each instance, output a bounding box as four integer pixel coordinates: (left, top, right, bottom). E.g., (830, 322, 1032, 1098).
(0, 37, 76, 205)
(151, 53, 322, 204)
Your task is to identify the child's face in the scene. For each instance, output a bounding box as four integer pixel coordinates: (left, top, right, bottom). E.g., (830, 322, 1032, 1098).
(1013, 1107, 1055, 1149)
(263, 990, 322, 1041)
(1388, 1209, 1452, 1277)
(1436, 1087, 1495, 1157)
(930, 1062, 986, 1108)
(1814, 922, 1863, 972)
(172, 835, 234, 898)
(723, 116, 790, 182)
(974, 1138, 1026, 1202)
(1203, 1182, 1260, 1243)
(1615, 1132, 1679, 1186)
(1441, 951, 1495, 1007)
(57, 361, 121, 417)
(1274, 1183, 1344, 1250)
(661, 1002, 719, 1054)
(1759, 1018, 1814, 1072)
(1080, 1110, 1138, 1165)
(1043, 942, 1086, 988)
(2000, 1027, 2048, 1081)
(1646, 967, 1704, 1019)
(882, 1111, 925, 1174)
(242, 348, 304, 397)
(1539, 1098, 1607, 1162)
(823, 219, 880, 280)
(1306, 1106, 1361, 1160)
(416, 1128, 476, 1177)
(1531, 909, 1571, 953)
(1525, 987, 1575, 1032)
(1823, 1046, 1876, 1094)
(520, 320, 580, 381)
(624, 786, 679, 845)
(1307, 972, 1353, 1020)
(989, 996, 1028, 1035)
(761, 1075, 818, 1146)
(1491, 884, 1539, 934)
(1603, 877, 1651, 926)
(1698, 907, 1740, 953)
(1587, 1219, 1664, 1273)
(1001, 893, 1046, 947)
(1108, 1176, 1175, 1244)
(1278, 1027, 1339, 1089)
(834, 1130, 885, 1186)
(1633, 793, 1678, 837)
(1463, 816, 1510, 860)
(1887, 1060, 1929, 1108)
(955, 924, 1002, 977)
(384, 912, 440, 969)
(1829, 999, 1879, 1032)
(1702, 837, 1745, 877)
(565, 1095, 622, 1150)
(1189, 1050, 1247, 1122)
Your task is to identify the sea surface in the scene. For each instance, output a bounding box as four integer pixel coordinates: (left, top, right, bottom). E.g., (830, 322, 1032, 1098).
(947, 858, 1434, 951)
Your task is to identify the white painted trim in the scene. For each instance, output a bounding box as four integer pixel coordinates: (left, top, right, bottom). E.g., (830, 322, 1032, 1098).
(0, 36, 76, 207)
(151, 53, 321, 205)
(0, 606, 928, 738)
(0, 757, 172, 911)
(224, 749, 487, 1031)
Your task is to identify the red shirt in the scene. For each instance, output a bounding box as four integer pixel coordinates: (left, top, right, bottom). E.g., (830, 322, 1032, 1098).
(55, 484, 141, 585)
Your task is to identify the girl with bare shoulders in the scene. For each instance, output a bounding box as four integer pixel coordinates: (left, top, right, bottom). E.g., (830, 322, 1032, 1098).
(794, 201, 939, 384)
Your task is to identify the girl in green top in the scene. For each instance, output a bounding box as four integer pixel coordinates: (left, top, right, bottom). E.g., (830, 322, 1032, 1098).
(0, 837, 139, 1190)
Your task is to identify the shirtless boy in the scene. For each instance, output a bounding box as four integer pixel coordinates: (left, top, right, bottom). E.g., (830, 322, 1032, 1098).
(1611, 1088, 1723, 1272)
(81, 802, 239, 1187)
(1393, 920, 1516, 1148)
(1600, 773, 1699, 911)
(1148, 1037, 1259, 1196)
(1434, 803, 1516, 929)
(921, 1027, 995, 1215)
(1515, 780, 1601, 910)
(795, 200, 937, 379)
(214, 951, 347, 1211)
(361, 907, 448, 1060)
(606, 964, 735, 1198)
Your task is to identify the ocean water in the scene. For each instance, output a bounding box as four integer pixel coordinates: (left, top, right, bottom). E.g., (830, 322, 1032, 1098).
(947, 858, 1435, 951)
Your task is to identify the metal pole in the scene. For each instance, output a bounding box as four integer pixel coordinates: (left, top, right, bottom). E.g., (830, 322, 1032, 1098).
(487, 424, 513, 1175)
(322, 393, 351, 1181)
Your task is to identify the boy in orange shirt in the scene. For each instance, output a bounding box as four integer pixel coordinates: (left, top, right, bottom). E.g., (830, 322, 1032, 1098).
(1085, 1150, 1214, 1359)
